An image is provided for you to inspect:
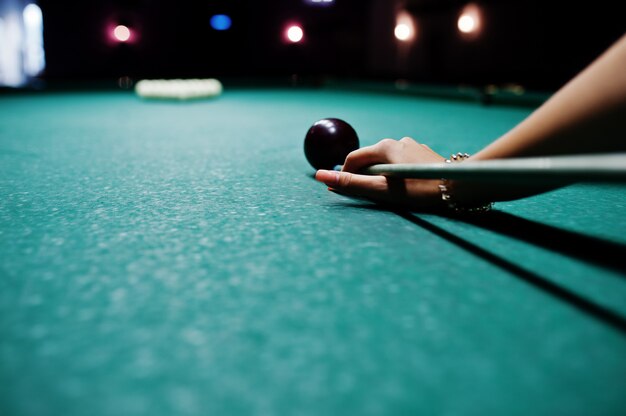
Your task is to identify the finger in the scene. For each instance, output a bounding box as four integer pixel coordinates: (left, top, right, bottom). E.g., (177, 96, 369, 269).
(316, 170, 443, 209)
(398, 137, 437, 154)
(342, 147, 382, 173)
(399, 136, 418, 144)
(315, 169, 389, 198)
(342, 139, 396, 173)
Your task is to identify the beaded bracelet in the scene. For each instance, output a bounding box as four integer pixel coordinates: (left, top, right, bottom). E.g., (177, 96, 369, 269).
(437, 152, 493, 213)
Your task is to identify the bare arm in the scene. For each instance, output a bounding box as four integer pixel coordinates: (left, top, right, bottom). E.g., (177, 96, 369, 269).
(454, 33, 626, 204)
(316, 33, 626, 210)
(474, 33, 626, 160)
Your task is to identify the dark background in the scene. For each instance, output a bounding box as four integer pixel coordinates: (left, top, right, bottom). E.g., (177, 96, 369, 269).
(38, 0, 625, 91)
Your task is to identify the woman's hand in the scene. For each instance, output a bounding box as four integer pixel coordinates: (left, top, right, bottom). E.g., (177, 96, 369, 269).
(314, 137, 446, 210)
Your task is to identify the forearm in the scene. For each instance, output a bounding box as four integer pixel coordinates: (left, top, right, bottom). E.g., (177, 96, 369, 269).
(453, 33, 626, 204)
(474, 33, 626, 161)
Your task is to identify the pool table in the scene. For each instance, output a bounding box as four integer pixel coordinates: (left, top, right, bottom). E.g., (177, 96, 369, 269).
(1, 81, 625, 416)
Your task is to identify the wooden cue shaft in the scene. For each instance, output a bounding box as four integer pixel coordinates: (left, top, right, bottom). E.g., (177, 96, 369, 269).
(353, 153, 626, 184)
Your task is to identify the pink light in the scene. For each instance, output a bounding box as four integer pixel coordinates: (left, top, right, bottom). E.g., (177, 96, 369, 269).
(285, 24, 304, 43)
(112, 25, 131, 42)
(105, 21, 141, 46)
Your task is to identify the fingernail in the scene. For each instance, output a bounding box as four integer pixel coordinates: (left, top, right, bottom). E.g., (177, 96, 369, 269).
(315, 169, 339, 186)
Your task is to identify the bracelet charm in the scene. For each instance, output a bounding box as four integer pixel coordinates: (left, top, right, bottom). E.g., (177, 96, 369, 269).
(438, 153, 493, 213)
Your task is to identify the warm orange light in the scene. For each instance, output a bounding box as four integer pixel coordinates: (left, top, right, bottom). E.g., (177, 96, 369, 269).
(394, 11, 416, 42)
(457, 4, 482, 37)
(458, 15, 476, 33)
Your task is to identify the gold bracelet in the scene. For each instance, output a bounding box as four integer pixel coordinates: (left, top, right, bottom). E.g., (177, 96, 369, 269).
(438, 153, 493, 213)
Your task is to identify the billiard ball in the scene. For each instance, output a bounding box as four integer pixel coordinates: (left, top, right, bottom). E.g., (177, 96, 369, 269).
(304, 118, 360, 170)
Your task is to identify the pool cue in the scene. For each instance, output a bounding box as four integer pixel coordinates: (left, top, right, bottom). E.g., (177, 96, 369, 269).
(345, 153, 626, 184)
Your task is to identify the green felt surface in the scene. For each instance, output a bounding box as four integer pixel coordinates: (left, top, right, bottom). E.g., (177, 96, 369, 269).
(1, 86, 626, 416)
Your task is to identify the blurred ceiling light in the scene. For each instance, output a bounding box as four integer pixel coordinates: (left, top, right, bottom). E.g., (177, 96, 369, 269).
(305, 0, 334, 5)
(22, 3, 45, 76)
(0, 3, 46, 86)
(23, 3, 42, 26)
(458, 3, 482, 36)
(113, 25, 131, 42)
(286, 25, 304, 43)
(394, 11, 416, 42)
(210, 14, 232, 31)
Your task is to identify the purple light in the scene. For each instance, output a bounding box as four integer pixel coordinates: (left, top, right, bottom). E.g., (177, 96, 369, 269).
(304, 0, 334, 7)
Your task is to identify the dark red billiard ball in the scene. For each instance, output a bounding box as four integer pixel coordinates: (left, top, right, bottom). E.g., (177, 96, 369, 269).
(304, 118, 360, 170)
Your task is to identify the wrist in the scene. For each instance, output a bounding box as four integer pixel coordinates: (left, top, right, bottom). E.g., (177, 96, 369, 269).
(438, 153, 494, 213)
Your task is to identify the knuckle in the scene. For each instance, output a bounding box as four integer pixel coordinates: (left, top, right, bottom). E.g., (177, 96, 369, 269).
(343, 150, 357, 163)
(377, 138, 396, 149)
(342, 148, 365, 171)
(337, 172, 353, 188)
